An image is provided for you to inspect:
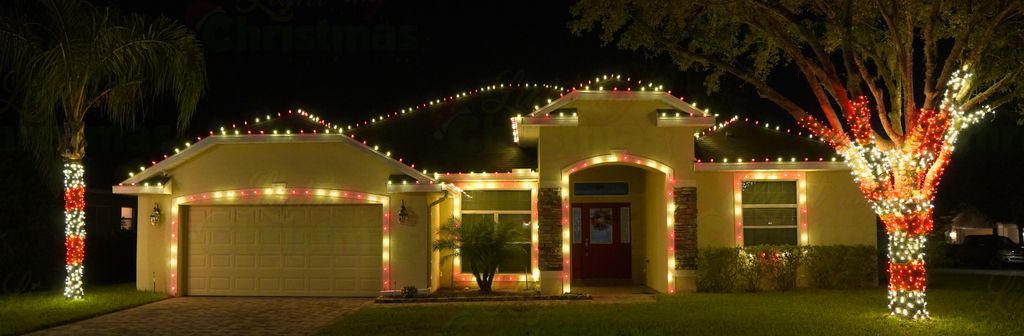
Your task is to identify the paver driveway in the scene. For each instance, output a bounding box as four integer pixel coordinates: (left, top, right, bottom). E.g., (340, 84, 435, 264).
(30, 297, 369, 336)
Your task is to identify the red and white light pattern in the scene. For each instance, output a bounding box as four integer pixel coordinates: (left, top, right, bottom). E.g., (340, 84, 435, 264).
(64, 162, 86, 299)
(560, 153, 677, 294)
(796, 69, 992, 319)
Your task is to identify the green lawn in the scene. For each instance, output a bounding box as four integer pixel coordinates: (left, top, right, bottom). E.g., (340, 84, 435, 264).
(0, 284, 165, 336)
(320, 274, 1024, 336)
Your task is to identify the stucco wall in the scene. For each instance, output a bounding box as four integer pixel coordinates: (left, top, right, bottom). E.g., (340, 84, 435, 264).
(695, 170, 876, 248)
(695, 172, 739, 247)
(537, 100, 700, 185)
(805, 170, 876, 246)
(534, 98, 703, 294)
(643, 169, 668, 291)
(388, 192, 431, 290)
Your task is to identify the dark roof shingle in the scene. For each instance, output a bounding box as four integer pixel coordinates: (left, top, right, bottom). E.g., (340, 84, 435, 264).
(695, 118, 838, 162)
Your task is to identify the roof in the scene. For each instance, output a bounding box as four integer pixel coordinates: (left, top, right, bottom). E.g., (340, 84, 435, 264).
(343, 84, 562, 173)
(694, 116, 841, 163)
(116, 110, 437, 188)
(116, 74, 851, 185)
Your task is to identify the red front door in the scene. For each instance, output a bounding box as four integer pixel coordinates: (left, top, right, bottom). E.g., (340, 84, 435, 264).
(571, 203, 631, 281)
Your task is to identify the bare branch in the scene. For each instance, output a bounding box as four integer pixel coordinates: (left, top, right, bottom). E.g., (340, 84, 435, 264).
(854, 53, 903, 145)
(922, 1, 940, 107)
(962, 72, 1016, 112)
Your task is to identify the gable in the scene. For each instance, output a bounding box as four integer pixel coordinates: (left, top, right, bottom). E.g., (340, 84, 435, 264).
(167, 140, 408, 195)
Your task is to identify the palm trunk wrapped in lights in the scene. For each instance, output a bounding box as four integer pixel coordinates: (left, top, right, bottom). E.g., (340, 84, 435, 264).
(63, 161, 86, 299)
(798, 68, 991, 319)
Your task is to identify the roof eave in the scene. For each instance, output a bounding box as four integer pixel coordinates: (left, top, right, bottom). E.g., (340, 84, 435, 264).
(112, 183, 172, 195)
(118, 134, 436, 186)
(694, 161, 849, 172)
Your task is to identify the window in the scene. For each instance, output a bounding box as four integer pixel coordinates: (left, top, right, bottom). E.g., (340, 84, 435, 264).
(119, 207, 133, 230)
(741, 181, 798, 246)
(461, 190, 532, 273)
(573, 182, 629, 196)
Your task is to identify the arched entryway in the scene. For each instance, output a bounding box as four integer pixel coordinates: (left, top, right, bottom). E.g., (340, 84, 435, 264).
(559, 152, 677, 294)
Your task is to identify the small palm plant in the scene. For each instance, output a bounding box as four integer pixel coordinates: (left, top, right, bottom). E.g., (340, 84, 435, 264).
(433, 217, 521, 293)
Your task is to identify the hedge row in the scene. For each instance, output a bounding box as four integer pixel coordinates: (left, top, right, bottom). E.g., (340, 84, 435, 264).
(696, 245, 877, 292)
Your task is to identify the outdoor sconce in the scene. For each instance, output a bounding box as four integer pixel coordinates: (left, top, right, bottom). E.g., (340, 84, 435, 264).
(149, 203, 162, 226)
(398, 200, 410, 224)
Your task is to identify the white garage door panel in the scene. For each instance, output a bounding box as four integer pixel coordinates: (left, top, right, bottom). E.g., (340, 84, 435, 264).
(187, 204, 382, 296)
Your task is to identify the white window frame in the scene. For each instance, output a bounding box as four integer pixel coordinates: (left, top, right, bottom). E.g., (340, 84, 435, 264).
(733, 172, 809, 246)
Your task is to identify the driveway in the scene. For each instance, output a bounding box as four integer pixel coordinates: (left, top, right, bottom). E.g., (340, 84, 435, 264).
(30, 297, 369, 336)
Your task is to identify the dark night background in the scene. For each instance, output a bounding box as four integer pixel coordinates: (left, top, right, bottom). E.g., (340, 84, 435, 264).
(1, 0, 1022, 292)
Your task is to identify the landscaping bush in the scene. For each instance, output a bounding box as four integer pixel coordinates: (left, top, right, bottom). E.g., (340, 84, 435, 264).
(738, 245, 804, 292)
(804, 245, 876, 289)
(696, 247, 741, 292)
(697, 245, 876, 292)
(401, 286, 418, 298)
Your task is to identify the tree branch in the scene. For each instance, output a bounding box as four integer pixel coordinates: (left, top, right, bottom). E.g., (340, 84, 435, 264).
(933, 14, 974, 109)
(922, 0, 941, 108)
(962, 71, 1016, 112)
(750, 0, 854, 118)
(854, 53, 903, 145)
(873, 0, 917, 130)
(963, 2, 1020, 72)
(746, 15, 846, 132)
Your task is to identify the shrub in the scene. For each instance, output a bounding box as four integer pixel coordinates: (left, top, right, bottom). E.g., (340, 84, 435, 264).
(737, 245, 804, 292)
(804, 245, 876, 289)
(696, 247, 741, 292)
(401, 286, 418, 298)
(697, 245, 876, 292)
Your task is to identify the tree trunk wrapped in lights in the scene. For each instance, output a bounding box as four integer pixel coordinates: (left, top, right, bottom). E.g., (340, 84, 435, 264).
(800, 70, 991, 319)
(63, 162, 86, 299)
(571, 0, 1021, 319)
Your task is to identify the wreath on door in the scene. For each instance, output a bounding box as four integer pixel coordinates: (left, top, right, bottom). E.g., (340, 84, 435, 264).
(590, 209, 612, 230)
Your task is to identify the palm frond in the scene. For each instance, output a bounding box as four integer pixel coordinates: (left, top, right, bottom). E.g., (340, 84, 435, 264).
(0, 0, 206, 164)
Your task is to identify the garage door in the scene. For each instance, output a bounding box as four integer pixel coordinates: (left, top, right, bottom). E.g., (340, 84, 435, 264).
(186, 204, 382, 296)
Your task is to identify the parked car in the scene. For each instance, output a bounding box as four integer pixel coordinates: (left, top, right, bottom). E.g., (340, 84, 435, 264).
(959, 235, 1024, 268)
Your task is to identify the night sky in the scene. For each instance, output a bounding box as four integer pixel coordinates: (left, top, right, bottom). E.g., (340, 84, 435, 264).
(11, 0, 1024, 220)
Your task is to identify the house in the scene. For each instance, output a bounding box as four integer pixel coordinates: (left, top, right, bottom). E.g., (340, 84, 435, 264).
(113, 77, 875, 297)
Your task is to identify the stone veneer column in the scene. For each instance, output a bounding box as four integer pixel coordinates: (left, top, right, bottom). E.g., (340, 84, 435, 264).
(538, 188, 563, 271)
(674, 187, 698, 270)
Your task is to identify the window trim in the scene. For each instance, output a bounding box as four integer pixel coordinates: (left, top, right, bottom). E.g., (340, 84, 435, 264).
(452, 187, 539, 282)
(732, 172, 809, 246)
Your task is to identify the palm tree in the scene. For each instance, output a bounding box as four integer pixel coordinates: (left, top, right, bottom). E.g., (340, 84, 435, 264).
(433, 217, 523, 293)
(0, 0, 205, 299)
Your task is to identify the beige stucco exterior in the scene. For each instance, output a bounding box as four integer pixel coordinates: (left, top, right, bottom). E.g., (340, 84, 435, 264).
(119, 91, 877, 298)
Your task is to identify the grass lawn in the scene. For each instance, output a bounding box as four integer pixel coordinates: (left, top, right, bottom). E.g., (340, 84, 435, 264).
(0, 284, 165, 336)
(320, 273, 1024, 335)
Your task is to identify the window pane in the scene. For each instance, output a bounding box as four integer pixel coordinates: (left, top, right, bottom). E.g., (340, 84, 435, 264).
(741, 181, 797, 204)
(743, 228, 798, 246)
(573, 182, 628, 195)
(742, 208, 797, 226)
(498, 244, 531, 273)
(462, 190, 531, 210)
(462, 214, 494, 231)
(498, 214, 531, 242)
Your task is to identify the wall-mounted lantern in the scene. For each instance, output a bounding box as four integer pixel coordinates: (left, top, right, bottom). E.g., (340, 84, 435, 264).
(398, 200, 410, 224)
(149, 203, 162, 226)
